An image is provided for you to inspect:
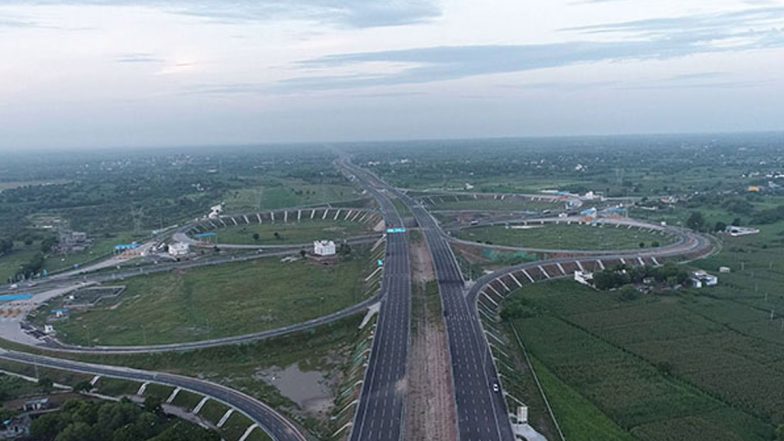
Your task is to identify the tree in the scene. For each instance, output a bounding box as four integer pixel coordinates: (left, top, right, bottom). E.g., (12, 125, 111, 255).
(299, 249, 307, 258)
(73, 380, 93, 393)
(38, 376, 54, 393)
(252, 233, 260, 241)
(776, 425, 784, 441)
(54, 421, 95, 441)
(0, 238, 13, 255)
(714, 221, 727, 232)
(639, 242, 646, 248)
(686, 211, 705, 231)
(31, 413, 68, 440)
(149, 422, 220, 441)
(273, 232, 281, 240)
(143, 396, 163, 415)
(41, 236, 58, 253)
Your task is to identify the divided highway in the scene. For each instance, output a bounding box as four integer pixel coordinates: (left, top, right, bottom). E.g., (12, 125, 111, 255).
(395, 191, 516, 441)
(339, 160, 411, 441)
(346, 159, 514, 440)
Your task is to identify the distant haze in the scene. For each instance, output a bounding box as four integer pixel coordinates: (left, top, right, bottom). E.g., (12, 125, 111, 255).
(1, 0, 783, 150)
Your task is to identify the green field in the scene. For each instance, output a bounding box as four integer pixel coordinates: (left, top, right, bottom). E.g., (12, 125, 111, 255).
(213, 219, 374, 245)
(422, 195, 561, 212)
(0, 242, 40, 282)
(457, 223, 674, 250)
(501, 276, 780, 441)
(224, 181, 360, 212)
(529, 356, 635, 441)
(44, 231, 142, 273)
(54, 252, 373, 345)
(13, 315, 366, 439)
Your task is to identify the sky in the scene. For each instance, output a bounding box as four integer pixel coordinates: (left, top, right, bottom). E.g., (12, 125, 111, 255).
(0, 0, 783, 149)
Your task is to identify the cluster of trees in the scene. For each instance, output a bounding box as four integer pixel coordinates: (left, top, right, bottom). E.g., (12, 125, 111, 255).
(500, 296, 538, 322)
(751, 205, 784, 225)
(0, 238, 12, 256)
(30, 399, 219, 441)
(13, 253, 45, 281)
(687, 211, 745, 233)
(592, 263, 690, 291)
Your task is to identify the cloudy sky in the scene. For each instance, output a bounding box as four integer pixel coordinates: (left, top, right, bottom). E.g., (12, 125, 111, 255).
(1, 0, 783, 149)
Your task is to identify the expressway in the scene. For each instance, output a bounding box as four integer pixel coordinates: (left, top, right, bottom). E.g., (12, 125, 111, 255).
(339, 160, 411, 441)
(355, 165, 714, 441)
(0, 349, 307, 441)
(396, 191, 516, 441)
(344, 160, 515, 440)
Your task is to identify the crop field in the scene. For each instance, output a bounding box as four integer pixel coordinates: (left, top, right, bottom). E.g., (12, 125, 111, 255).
(457, 223, 674, 250)
(503, 269, 783, 441)
(54, 250, 374, 345)
(214, 219, 375, 245)
(223, 180, 360, 212)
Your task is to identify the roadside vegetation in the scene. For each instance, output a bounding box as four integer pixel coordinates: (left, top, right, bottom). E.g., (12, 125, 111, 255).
(51, 248, 375, 346)
(0, 315, 368, 440)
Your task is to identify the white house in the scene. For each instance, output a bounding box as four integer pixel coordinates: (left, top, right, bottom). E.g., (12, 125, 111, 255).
(691, 270, 718, 288)
(725, 225, 760, 237)
(574, 271, 594, 286)
(313, 240, 336, 257)
(208, 204, 223, 219)
(168, 242, 190, 257)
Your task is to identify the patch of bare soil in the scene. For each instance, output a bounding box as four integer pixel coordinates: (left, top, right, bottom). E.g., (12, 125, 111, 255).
(405, 236, 457, 441)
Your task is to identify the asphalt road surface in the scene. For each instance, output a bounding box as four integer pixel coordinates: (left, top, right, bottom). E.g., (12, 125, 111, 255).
(346, 160, 515, 441)
(0, 349, 307, 441)
(399, 192, 516, 441)
(340, 160, 411, 441)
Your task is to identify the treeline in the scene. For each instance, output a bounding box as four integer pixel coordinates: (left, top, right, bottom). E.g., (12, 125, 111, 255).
(30, 399, 219, 441)
(751, 205, 784, 225)
(592, 263, 690, 291)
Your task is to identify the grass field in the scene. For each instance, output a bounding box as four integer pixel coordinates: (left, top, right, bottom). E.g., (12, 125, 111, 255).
(502, 276, 781, 441)
(423, 195, 562, 212)
(0, 242, 40, 282)
(44, 231, 142, 273)
(214, 219, 374, 245)
(0, 231, 144, 282)
(223, 180, 359, 213)
(54, 251, 373, 345)
(457, 223, 674, 250)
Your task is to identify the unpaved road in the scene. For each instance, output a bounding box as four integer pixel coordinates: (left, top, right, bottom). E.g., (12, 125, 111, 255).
(405, 233, 457, 441)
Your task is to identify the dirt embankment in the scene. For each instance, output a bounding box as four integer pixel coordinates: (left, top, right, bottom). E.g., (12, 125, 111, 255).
(405, 233, 457, 441)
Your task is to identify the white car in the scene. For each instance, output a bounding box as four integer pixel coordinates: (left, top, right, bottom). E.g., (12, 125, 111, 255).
(492, 383, 500, 393)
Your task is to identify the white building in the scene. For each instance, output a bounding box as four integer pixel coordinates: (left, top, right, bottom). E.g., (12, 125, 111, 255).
(691, 270, 718, 288)
(168, 242, 190, 257)
(574, 271, 594, 286)
(313, 240, 336, 256)
(725, 225, 760, 237)
(208, 204, 223, 219)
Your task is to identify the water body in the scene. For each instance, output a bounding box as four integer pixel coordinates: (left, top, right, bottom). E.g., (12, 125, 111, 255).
(257, 363, 333, 414)
(0, 294, 33, 303)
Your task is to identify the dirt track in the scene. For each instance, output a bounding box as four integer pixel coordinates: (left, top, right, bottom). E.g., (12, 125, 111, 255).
(404, 233, 458, 441)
